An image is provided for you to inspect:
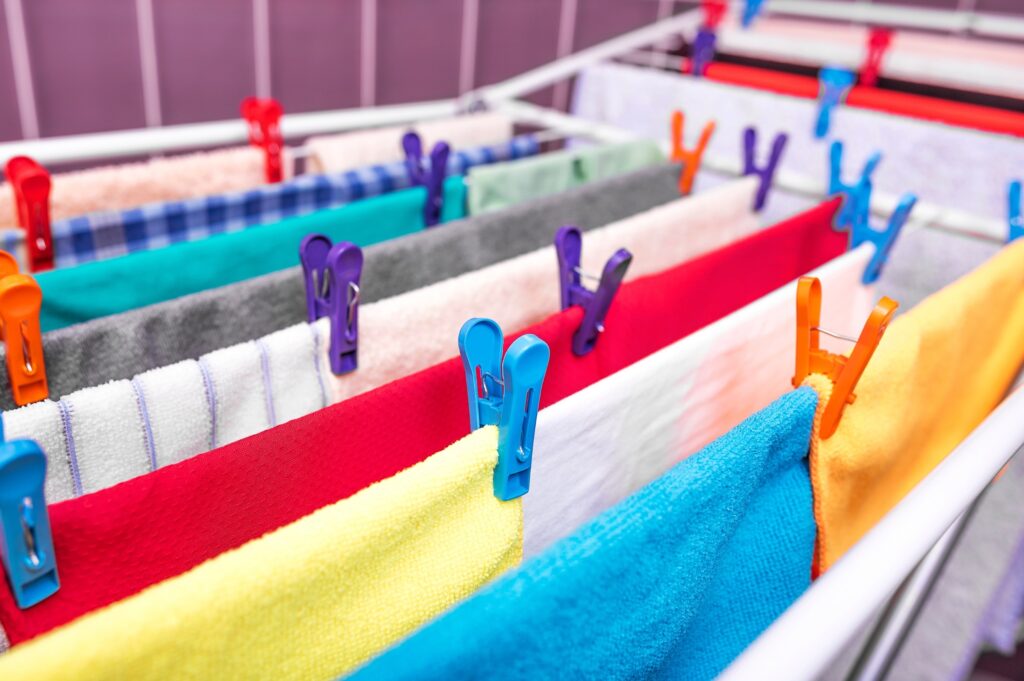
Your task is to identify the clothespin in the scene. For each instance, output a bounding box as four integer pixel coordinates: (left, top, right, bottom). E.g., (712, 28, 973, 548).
(847, 193, 917, 285)
(299, 234, 363, 375)
(241, 97, 284, 184)
(458, 318, 549, 501)
(670, 111, 716, 195)
(828, 141, 882, 231)
(1009, 180, 1022, 243)
(4, 157, 53, 273)
(742, 127, 788, 212)
(701, 0, 727, 29)
(815, 67, 856, 139)
(792, 276, 897, 439)
(0, 434, 59, 608)
(742, 0, 766, 28)
(859, 28, 893, 88)
(0, 261, 48, 406)
(554, 226, 632, 357)
(402, 132, 450, 227)
(691, 29, 717, 76)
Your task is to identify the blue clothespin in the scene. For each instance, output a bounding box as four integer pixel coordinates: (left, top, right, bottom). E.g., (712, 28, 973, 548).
(816, 67, 856, 139)
(743, 127, 788, 212)
(299, 234, 363, 375)
(742, 0, 766, 27)
(1009, 180, 1022, 243)
(849, 193, 917, 284)
(829, 141, 883, 231)
(554, 226, 632, 356)
(691, 29, 717, 77)
(0, 432, 59, 609)
(402, 132, 450, 227)
(459, 318, 550, 501)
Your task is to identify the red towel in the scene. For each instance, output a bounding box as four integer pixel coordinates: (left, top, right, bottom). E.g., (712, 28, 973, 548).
(0, 199, 846, 645)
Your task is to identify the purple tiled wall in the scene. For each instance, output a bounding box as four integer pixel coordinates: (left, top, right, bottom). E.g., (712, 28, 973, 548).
(475, 0, 561, 107)
(376, 0, 463, 105)
(0, 6, 22, 141)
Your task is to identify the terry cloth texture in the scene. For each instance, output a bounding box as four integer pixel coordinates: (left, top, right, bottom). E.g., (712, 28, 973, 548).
(352, 388, 820, 681)
(305, 111, 514, 173)
(34, 176, 468, 332)
(467, 139, 665, 215)
(1, 137, 538, 270)
(4, 178, 762, 502)
(808, 238, 1024, 574)
(0, 163, 684, 410)
(0, 427, 521, 681)
(0, 146, 273, 227)
(572, 62, 1024, 223)
(0, 198, 848, 645)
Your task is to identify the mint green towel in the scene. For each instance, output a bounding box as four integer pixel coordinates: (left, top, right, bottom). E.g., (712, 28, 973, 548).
(36, 177, 466, 331)
(467, 140, 665, 215)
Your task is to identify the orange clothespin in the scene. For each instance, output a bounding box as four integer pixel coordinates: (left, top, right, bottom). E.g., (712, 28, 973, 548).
(0, 253, 47, 406)
(670, 110, 716, 195)
(792, 276, 896, 439)
(859, 28, 893, 88)
(241, 97, 284, 183)
(5, 156, 54, 273)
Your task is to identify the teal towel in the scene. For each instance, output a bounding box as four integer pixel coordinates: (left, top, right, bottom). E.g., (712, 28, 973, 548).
(350, 388, 819, 681)
(36, 177, 466, 331)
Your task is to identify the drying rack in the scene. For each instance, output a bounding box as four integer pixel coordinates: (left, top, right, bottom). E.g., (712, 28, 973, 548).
(0, 7, 1021, 679)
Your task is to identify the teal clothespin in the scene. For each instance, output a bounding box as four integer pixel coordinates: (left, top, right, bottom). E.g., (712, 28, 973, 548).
(816, 67, 856, 139)
(459, 319, 550, 501)
(1010, 180, 1022, 243)
(829, 141, 883, 231)
(742, 0, 766, 27)
(850, 193, 917, 285)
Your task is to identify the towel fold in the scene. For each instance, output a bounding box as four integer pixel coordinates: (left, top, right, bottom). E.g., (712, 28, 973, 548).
(0, 426, 520, 681)
(808, 239, 1024, 574)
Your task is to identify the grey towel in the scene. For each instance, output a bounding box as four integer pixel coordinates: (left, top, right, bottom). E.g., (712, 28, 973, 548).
(0, 162, 683, 409)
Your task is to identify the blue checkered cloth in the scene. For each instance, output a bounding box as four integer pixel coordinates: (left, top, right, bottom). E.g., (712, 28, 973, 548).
(4, 135, 539, 269)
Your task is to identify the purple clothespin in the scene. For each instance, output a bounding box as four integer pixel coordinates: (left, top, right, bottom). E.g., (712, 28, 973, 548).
(402, 131, 450, 227)
(691, 29, 717, 76)
(554, 226, 632, 356)
(299, 234, 364, 375)
(742, 127, 788, 212)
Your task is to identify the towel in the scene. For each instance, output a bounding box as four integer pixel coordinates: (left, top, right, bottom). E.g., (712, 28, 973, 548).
(0, 146, 273, 227)
(306, 112, 513, 173)
(352, 388, 819, 681)
(35, 176, 467, 331)
(467, 139, 665, 215)
(0, 426, 520, 680)
(808, 238, 1024, 574)
(3, 178, 762, 501)
(572, 62, 1024, 223)
(0, 198, 849, 644)
(0, 163, 683, 409)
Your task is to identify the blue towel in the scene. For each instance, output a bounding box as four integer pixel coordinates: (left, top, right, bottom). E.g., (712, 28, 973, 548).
(349, 387, 819, 681)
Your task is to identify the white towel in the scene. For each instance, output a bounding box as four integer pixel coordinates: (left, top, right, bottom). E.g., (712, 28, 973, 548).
(135, 361, 212, 468)
(203, 342, 268, 447)
(524, 245, 876, 558)
(261, 321, 330, 426)
(305, 112, 513, 174)
(2, 400, 75, 501)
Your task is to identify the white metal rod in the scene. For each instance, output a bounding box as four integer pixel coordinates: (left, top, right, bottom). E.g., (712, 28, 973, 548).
(3, 0, 39, 139)
(720, 384, 1024, 681)
(134, 0, 163, 128)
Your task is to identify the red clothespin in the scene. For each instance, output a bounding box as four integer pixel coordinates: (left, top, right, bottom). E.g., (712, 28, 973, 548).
(701, 0, 727, 29)
(5, 157, 54, 273)
(0, 253, 47, 406)
(792, 276, 896, 439)
(670, 111, 716, 195)
(859, 28, 893, 88)
(241, 97, 284, 183)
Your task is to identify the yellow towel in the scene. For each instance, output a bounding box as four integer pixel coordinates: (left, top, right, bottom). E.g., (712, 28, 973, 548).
(808, 239, 1024, 574)
(0, 427, 520, 680)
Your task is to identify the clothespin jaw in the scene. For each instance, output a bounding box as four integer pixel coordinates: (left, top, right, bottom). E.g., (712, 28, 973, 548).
(554, 226, 632, 356)
(792, 277, 897, 439)
(0, 273, 47, 406)
(815, 67, 856, 139)
(5, 157, 54, 273)
(691, 29, 718, 76)
(742, 127, 788, 212)
(402, 132, 451, 227)
(240, 97, 284, 183)
(1009, 180, 1022, 243)
(742, 0, 766, 28)
(859, 28, 893, 88)
(828, 141, 882, 231)
(670, 111, 716, 195)
(850, 192, 916, 284)
(299, 235, 363, 375)
(0, 438, 59, 608)
(459, 319, 550, 501)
